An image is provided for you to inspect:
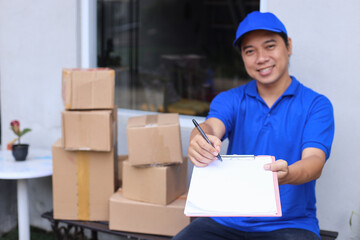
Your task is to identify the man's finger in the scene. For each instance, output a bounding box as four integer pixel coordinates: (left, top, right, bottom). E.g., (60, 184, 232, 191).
(264, 160, 288, 172)
(195, 136, 219, 157)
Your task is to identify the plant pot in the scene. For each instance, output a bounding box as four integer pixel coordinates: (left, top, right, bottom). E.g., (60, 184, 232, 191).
(12, 144, 29, 161)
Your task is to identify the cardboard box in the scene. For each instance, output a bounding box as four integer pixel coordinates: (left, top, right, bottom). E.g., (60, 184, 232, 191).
(62, 68, 115, 110)
(122, 159, 187, 205)
(109, 190, 190, 236)
(117, 155, 127, 187)
(62, 109, 116, 151)
(127, 114, 183, 166)
(52, 139, 117, 221)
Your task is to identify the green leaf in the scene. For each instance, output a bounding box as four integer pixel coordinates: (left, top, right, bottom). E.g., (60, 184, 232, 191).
(19, 128, 31, 137)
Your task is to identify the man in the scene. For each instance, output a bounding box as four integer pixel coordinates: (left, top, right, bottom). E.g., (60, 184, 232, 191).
(173, 11, 334, 240)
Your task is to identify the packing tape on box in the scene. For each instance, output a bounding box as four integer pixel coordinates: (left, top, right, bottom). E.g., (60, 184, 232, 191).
(153, 127, 171, 164)
(145, 115, 158, 127)
(76, 151, 90, 220)
(146, 114, 175, 164)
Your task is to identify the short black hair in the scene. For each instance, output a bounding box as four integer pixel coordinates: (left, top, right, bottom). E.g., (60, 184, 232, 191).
(235, 31, 289, 50)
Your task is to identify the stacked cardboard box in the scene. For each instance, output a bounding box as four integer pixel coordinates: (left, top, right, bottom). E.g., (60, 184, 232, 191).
(52, 68, 118, 221)
(109, 113, 190, 236)
(110, 190, 189, 236)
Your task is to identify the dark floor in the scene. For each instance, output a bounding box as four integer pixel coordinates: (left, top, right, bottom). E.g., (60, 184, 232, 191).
(0, 226, 337, 240)
(0, 226, 53, 240)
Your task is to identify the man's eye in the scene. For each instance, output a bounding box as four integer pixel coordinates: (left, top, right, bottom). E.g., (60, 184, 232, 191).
(245, 50, 254, 55)
(267, 44, 275, 49)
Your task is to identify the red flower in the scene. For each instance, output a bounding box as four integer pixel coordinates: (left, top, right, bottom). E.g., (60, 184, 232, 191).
(11, 120, 20, 134)
(10, 120, 20, 127)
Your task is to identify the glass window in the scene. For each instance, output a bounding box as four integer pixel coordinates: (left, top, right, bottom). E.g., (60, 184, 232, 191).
(97, 0, 259, 116)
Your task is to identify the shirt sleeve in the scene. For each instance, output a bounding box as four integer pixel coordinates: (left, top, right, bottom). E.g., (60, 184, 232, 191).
(206, 88, 240, 140)
(301, 95, 335, 159)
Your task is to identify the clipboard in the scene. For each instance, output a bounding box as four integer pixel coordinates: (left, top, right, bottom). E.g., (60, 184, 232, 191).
(184, 155, 282, 217)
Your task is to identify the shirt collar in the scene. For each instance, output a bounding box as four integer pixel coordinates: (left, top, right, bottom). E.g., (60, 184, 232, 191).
(245, 76, 299, 98)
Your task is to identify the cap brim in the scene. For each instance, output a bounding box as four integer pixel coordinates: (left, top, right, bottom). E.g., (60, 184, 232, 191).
(233, 27, 283, 46)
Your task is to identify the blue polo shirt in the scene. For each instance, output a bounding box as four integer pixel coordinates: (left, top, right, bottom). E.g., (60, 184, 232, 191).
(206, 77, 335, 238)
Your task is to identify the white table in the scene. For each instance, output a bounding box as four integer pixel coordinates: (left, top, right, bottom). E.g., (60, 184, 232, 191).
(0, 149, 52, 240)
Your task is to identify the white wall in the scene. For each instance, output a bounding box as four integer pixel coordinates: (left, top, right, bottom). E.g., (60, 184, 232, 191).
(265, 0, 360, 239)
(0, 1, 77, 150)
(0, 0, 78, 234)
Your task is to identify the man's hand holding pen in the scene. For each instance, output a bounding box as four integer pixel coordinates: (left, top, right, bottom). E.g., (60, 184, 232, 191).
(188, 131, 222, 167)
(188, 118, 226, 167)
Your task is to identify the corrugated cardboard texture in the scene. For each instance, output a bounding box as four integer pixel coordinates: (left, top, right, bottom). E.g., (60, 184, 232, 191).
(109, 190, 190, 236)
(62, 68, 115, 110)
(127, 113, 183, 166)
(122, 159, 187, 205)
(62, 110, 113, 151)
(52, 139, 116, 221)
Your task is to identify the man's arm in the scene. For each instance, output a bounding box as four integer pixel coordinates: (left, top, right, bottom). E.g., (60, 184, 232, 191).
(265, 147, 326, 185)
(188, 117, 226, 167)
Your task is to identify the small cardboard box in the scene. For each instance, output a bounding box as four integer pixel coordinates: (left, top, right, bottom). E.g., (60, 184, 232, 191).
(127, 114, 183, 166)
(109, 190, 190, 236)
(122, 159, 187, 205)
(62, 68, 115, 110)
(52, 139, 117, 221)
(62, 109, 116, 151)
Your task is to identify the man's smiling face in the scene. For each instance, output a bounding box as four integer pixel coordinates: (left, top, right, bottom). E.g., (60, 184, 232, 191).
(240, 30, 292, 88)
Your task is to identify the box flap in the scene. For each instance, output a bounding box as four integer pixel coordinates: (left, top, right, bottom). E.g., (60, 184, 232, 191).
(127, 113, 179, 128)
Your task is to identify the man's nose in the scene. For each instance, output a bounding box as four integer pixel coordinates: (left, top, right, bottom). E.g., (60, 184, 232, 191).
(256, 49, 269, 64)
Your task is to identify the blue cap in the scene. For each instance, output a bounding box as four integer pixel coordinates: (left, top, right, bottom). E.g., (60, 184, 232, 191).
(233, 11, 287, 46)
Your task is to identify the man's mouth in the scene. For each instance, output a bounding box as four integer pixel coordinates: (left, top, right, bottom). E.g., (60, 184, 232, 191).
(256, 65, 275, 76)
(257, 65, 274, 73)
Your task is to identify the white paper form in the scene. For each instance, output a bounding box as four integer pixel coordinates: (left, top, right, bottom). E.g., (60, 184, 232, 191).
(184, 155, 281, 217)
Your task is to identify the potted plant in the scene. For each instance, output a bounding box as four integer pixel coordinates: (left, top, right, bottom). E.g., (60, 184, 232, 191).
(7, 120, 32, 161)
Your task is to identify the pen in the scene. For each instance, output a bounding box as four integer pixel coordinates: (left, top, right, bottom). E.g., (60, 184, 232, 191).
(192, 119, 223, 161)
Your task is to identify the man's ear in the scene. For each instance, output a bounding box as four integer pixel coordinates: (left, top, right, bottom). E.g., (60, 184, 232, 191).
(287, 37, 293, 56)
